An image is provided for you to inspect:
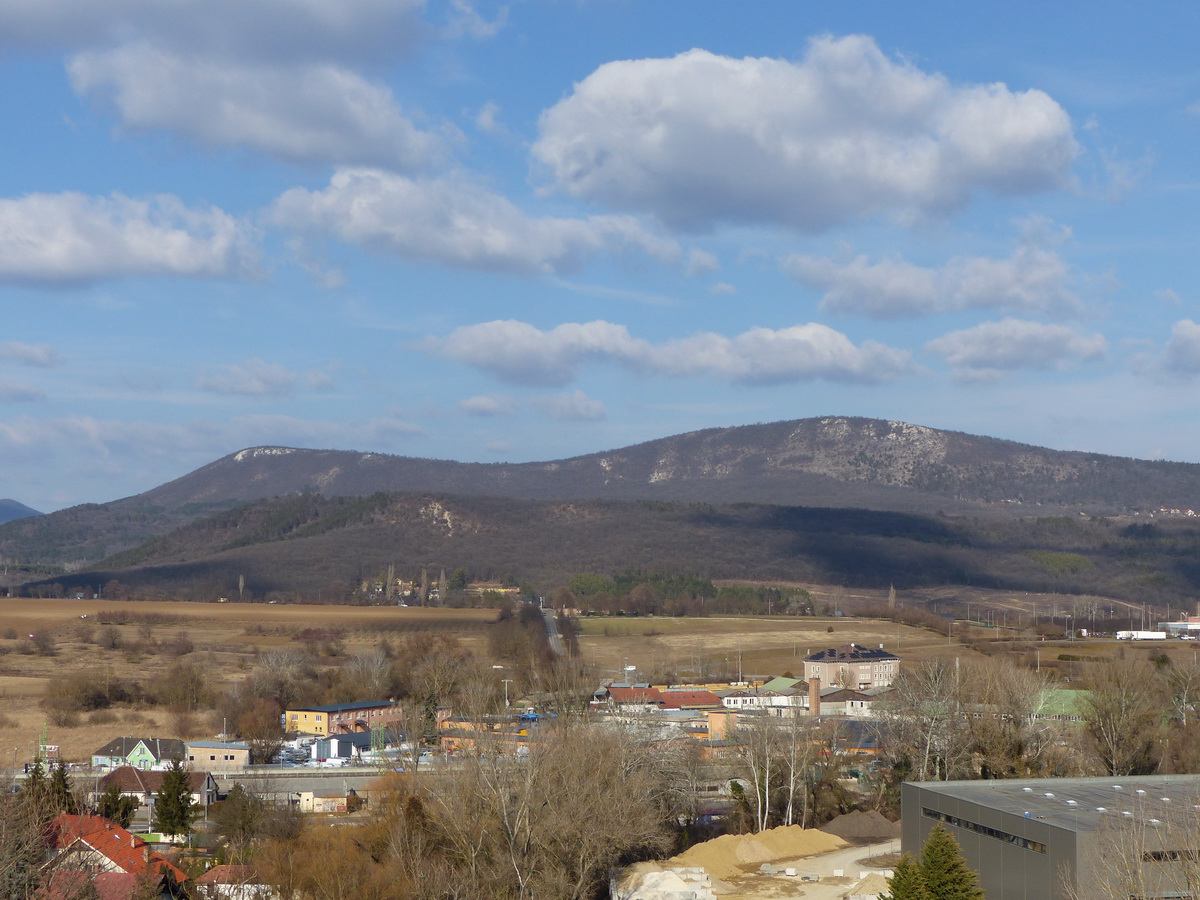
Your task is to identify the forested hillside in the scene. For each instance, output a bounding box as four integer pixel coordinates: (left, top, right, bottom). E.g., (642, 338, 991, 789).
(21, 492, 1200, 609)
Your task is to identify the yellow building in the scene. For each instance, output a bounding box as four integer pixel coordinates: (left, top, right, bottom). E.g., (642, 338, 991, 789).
(284, 701, 403, 735)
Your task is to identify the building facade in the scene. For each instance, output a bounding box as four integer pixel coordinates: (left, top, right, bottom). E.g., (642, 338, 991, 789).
(803, 643, 899, 689)
(904, 775, 1200, 900)
(284, 700, 403, 735)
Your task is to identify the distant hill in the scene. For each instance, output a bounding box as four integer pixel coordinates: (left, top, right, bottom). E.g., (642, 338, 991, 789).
(27, 491, 1200, 607)
(0, 499, 41, 525)
(6, 416, 1200, 567)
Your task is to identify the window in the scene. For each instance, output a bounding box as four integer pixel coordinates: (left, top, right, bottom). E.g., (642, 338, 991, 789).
(922, 808, 1046, 854)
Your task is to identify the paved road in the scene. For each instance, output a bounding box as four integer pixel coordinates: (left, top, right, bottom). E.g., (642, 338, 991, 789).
(542, 608, 565, 656)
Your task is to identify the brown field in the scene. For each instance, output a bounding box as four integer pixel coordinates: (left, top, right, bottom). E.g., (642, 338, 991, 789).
(2, 592, 1167, 766)
(0, 599, 497, 762)
(577, 615, 971, 682)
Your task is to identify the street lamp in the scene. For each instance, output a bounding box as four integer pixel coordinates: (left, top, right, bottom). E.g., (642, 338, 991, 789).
(501, 679, 512, 708)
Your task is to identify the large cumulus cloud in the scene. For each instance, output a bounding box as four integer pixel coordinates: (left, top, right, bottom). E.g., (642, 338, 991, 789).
(272, 169, 680, 275)
(533, 36, 1077, 231)
(427, 319, 913, 386)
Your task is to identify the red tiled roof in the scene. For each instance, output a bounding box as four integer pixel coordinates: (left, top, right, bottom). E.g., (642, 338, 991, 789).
(99, 765, 210, 794)
(606, 686, 665, 705)
(49, 814, 188, 884)
(659, 690, 723, 709)
(40, 871, 142, 900)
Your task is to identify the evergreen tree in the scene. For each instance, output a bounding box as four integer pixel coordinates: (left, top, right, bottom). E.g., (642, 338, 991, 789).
(97, 783, 139, 828)
(882, 854, 930, 900)
(25, 756, 45, 799)
(47, 760, 77, 814)
(919, 824, 984, 900)
(152, 758, 195, 840)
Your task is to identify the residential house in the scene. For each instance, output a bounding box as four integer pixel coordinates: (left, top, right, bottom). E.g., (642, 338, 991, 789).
(97, 765, 219, 810)
(659, 689, 723, 710)
(592, 683, 666, 713)
(45, 813, 189, 897)
(186, 740, 251, 773)
(803, 643, 900, 690)
(283, 700, 403, 735)
(293, 788, 360, 813)
(38, 870, 149, 900)
(719, 688, 802, 711)
(91, 737, 185, 771)
(194, 865, 279, 900)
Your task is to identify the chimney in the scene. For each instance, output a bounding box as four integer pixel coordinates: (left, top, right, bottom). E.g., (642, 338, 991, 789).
(808, 676, 821, 717)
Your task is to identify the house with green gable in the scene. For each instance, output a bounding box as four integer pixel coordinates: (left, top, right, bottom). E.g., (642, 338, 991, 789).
(91, 736, 186, 771)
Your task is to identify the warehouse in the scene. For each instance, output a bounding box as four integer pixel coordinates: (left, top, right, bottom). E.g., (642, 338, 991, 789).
(903, 775, 1200, 900)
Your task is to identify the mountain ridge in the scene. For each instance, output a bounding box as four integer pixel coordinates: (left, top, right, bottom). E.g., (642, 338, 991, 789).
(0, 499, 41, 525)
(4, 416, 1200, 568)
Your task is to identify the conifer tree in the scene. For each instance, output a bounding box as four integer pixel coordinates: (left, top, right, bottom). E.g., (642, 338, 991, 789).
(24, 756, 45, 799)
(882, 854, 930, 900)
(152, 758, 195, 840)
(47, 761, 76, 814)
(919, 824, 984, 900)
(97, 783, 138, 828)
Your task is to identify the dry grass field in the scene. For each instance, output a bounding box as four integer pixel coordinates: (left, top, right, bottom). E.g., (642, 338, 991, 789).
(0, 591, 1167, 766)
(0, 599, 497, 762)
(577, 615, 968, 682)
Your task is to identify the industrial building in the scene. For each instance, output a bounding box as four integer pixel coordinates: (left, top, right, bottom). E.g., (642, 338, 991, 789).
(903, 775, 1200, 900)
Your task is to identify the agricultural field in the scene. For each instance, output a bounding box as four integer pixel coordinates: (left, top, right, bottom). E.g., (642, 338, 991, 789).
(0, 598, 496, 761)
(576, 615, 952, 682)
(0, 590, 1176, 766)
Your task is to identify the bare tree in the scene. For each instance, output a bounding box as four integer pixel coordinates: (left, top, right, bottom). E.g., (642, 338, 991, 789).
(1063, 790, 1200, 900)
(878, 659, 972, 781)
(959, 656, 1064, 778)
(344, 650, 391, 699)
(1081, 657, 1164, 775)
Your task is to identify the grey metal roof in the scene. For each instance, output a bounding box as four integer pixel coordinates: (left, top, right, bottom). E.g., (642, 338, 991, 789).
(804, 643, 899, 663)
(910, 775, 1200, 834)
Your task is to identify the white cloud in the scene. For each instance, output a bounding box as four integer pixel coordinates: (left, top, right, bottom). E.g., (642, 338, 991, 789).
(428, 319, 913, 386)
(0, 382, 45, 403)
(70, 46, 449, 170)
(1163, 319, 1200, 374)
(0, 411, 423, 470)
(536, 389, 606, 421)
(0, 342, 60, 367)
(460, 394, 516, 416)
(925, 318, 1106, 381)
(0, 191, 256, 285)
(474, 101, 506, 136)
(784, 243, 1080, 319)
(532, 36, 1076, 231)
(710, 282, 737, 296)
(442, 0, 507, 40)
(0, 0, 425, 64)
(272, 168, 681, 275)
(198, 359, 300, 397)
(685, 249, 720, 276)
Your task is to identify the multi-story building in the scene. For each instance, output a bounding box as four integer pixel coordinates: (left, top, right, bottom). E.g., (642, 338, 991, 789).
(284, 700, 403, 735)
(803, 643, 899, 690)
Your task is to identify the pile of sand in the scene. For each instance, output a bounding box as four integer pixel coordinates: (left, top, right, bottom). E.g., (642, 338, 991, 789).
(668, 825, 848, 881)
(819, 810, 901, 844)
(847, 872, 892, 897)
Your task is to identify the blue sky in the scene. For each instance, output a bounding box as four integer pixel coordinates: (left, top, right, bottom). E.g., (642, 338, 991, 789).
(4, 0, 1200, 512)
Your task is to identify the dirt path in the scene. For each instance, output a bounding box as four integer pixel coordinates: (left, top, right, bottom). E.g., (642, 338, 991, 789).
(720, 839, 901, 900)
